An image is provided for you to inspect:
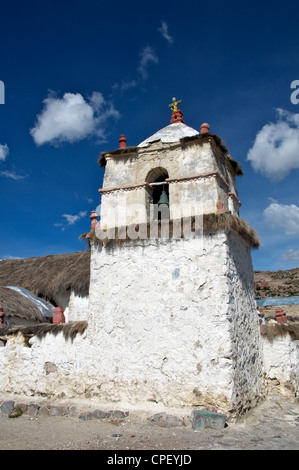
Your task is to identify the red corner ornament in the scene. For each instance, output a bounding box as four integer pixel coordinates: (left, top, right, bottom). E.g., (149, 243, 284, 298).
(200, 123, 210, 134)
(53, 306, 65, 324)
(90, 210, 98, 230)
(275, 308, 288, 324)
(119, 134, 127, 149)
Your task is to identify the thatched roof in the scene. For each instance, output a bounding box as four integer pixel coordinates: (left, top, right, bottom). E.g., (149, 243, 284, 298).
(260, 322, 299, 341)
(0, 287, 43, 322)
(0, 321, 88, 341)
(0, 250, 90, 300)
(81, 213, 260, 249)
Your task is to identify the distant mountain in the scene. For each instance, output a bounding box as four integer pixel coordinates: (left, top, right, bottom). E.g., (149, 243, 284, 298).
(254, 268, 299, 299)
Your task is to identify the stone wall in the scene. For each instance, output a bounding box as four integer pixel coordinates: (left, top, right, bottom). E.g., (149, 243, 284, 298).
(0, 232, 264, 416)
(225, 232, 264, 411)
(87, 233, 262, 415)
(65, 291, 89, 322)
(100, 140, 240, 230)
(50, 289, 89, 323)
(0, 322, 296, 410)
(261, 332, 298, 395)
(0, 330, 89, 399)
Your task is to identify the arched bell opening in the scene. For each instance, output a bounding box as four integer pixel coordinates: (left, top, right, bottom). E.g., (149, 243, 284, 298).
(145, 168, 170, 221)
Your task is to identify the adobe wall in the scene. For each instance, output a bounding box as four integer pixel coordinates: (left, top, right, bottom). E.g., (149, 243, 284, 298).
(65, 291, 89, 322)
(50, 289, 89, 322)
(261, 333, 298, 396)
(0, 232, 264, 416)
(0, 329, 90, 399)
(87, 233, 263, 415)
(100, 140, 240, 230)
(0, 323, 296, 412)
(225, 232, 264, 410)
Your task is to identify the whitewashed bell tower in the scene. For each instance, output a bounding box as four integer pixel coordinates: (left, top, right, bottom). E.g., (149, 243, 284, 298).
(87, 100, 263, 417)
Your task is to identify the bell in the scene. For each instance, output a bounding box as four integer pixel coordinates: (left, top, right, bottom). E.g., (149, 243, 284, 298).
(158, 190, 169, 207)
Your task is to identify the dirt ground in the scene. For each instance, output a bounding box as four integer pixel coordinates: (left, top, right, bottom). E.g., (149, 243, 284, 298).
(0, 394, 298, 452)
(261, 304, 299, 320)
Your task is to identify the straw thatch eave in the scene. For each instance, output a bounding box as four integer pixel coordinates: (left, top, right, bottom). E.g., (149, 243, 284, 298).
(81, 213, 260, 249)
(0, 250, 90, 300)
(0, 320, 88, 340)
(260, 322, 299, 341)
(0, 287, 43, 322)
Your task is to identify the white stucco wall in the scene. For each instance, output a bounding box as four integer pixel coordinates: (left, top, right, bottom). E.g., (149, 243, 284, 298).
(225, 232, 264, 409)
(86, 233, 262, 414)
(100, 139, 239, 230)
(50, 289, 89, 322)
(0, 331, 89, 398)
(261, 333, 298, 395)
(0, 232, 263, 415)
(65, 291, 89, 322)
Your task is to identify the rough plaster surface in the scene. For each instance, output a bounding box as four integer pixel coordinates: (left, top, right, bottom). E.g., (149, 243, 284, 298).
(0, 126, 296, 416)
(0, 330, 89, 399)
(86, 234, 263, 414)
(66, 291, 89, 322)
(0, 234, 262, 414)
(261, 334, 299, 395)
(101, 139, 240, 230)
(0, 234, 297, 415)
(50, 289, 89, 322)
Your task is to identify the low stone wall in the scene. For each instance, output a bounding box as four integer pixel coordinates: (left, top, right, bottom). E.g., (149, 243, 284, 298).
(0, 322, 89, 398)
(260, 323, 299, 395)
(0, 319, 297, 414)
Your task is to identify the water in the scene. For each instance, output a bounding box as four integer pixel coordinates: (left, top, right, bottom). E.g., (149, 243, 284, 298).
(256, 296, 299, 307)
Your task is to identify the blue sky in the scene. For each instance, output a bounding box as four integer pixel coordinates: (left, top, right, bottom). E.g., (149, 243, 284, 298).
(0, 0, 298, 271)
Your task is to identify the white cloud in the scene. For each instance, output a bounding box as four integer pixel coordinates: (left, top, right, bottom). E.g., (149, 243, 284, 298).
(0, 169, 27, 180)
(54, 210, 87, 230)
(30, 91, 120, 146)
(0, 143, 9, 161)
(62, 211, 87, 225)
(112, 79, 137, 93)
(113, 43, 159, 93)
(247, 109, 299, 181)
(264, 202, 299, 236)
(138, 46, 158, 80)
(0, 145, 28, 180)
(120, 79, 137, 91)
(282, 249, 299, 261)
(158, 21, 174, 44)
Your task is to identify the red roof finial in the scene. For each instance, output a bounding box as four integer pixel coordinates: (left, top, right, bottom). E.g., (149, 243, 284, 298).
(200, 123, 210, 134)
(90, 210, 98, 230)
(169, 97, 185, 124)
(119, 134, 127, 148)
